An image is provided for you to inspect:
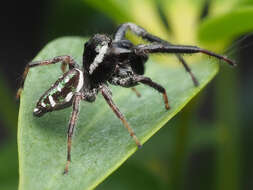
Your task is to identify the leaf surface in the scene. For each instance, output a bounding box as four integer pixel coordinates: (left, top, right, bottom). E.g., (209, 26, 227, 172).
(18, 37, 218, 190)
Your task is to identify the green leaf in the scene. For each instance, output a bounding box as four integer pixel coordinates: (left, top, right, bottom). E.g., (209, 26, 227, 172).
(83, 0, 132, 23)
(198, 7, 253, 43)
(18, 37, 218, 190)
(97, 162, 165, 190)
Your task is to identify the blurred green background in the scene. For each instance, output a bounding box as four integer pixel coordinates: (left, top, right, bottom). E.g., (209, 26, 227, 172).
(1, 0, 253, 189)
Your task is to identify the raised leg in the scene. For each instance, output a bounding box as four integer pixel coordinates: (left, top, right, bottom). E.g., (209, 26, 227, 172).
(114, 22, 199, 86)
(134, 43, 236, 66)
(63, 93, 82, 174)
(134, 75, 170, 110)
(101, 85, 142, 148)
(17, 55, 78, 99)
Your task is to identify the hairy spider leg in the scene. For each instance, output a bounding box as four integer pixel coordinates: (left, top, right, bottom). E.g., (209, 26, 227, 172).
(109, 75, 169, 110)
(101, 85, 142, 148)
(131, 87, 141, 97)
(64, 93, 82, 174)
(135, 43, 236, 66)
(17, 55, 78, 99)
(175, 55, 199, 86)
(114, 22, 199, 86)
(134, 76, 170, 110)
(114, 64, 141, 98)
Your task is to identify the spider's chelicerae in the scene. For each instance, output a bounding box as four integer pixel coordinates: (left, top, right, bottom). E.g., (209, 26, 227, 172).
(17, 23, 235, 174)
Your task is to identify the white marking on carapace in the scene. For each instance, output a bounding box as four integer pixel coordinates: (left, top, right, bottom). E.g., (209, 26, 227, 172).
(89, 44, 108, 74)
(65, 92, 73, 102)
(33, 108, 39, 113)
(41, 102, 46, 107)
(57, 86, 62, 92)
(49, 95, 56, 107)
(64, 77, 70, 83)
(75, 69, 84, 92)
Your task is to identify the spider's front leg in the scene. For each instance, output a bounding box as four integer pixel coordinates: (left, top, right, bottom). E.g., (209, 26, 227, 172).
(100, 84, 142, 148)
(64, 92, 82, 174)
(134, 43, 236, 66)
(17, 55, 78, 99)
(114, 22, 199, 86)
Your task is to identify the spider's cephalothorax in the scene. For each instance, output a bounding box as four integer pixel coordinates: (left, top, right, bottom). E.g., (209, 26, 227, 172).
(17, 22, 236, 174)
(83, 34, 114, 86)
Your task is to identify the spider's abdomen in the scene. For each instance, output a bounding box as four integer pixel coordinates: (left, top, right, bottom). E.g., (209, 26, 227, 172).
(33, 68, 84, 117)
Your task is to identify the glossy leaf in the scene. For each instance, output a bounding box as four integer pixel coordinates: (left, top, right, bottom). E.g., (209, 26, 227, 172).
(18, 37, 219, 190)
(97, 162, 165, 190)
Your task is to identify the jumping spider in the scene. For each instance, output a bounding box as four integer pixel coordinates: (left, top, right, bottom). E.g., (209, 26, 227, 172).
(17, 23, 235, 174)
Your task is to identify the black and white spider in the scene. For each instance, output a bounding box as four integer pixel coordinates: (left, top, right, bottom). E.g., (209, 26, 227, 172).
(17, 23, 235, 174)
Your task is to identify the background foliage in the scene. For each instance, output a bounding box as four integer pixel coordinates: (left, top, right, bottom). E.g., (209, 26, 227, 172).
(1, 0, 253, 189)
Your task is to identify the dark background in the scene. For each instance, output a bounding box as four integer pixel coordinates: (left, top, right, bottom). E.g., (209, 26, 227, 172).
(0, 0, 253, 190)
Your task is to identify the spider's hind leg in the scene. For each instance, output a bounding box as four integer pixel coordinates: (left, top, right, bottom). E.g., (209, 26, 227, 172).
(17, 55, 78, 99)
(114, 22, 199, 87)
